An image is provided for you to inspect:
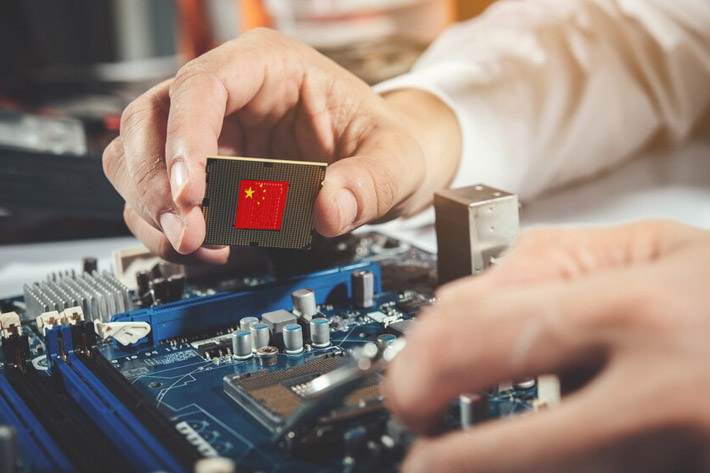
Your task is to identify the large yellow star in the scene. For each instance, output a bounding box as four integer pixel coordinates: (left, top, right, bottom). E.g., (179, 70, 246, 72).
(244, 187, 255, 199)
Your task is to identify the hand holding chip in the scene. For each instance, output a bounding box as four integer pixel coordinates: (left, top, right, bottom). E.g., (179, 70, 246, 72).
(103, 29, 461, 263)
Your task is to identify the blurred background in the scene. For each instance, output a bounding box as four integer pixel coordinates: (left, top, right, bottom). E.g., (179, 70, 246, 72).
(0, 0, 493, 244)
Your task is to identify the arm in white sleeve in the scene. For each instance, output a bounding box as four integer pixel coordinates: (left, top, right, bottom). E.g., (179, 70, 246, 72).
(375, 0, 710, 201)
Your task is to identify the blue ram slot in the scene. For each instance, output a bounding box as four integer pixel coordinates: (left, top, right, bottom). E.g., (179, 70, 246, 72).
(113, 260, 382, 345)
(0, 373, 74, 473)
(45, 327, 189, 473)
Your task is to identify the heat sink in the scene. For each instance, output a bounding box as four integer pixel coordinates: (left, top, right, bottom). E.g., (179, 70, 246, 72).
(23, 270, 133, 322)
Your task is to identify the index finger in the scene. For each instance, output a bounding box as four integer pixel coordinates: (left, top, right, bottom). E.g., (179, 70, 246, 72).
(384, 271, 642, 433)
(164, 30, 277, 209)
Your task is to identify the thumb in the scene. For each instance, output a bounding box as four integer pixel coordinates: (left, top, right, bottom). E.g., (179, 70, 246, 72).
(312, 132, 425, 237)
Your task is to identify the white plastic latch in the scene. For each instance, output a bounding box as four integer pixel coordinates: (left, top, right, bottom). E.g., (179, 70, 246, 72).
(94, 321, 151, 346)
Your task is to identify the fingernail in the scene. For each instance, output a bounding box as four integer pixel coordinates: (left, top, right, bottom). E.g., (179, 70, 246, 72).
(170, 160, 189, 202)
(159, 212, 185, 251)
(336, 188, 357, 232)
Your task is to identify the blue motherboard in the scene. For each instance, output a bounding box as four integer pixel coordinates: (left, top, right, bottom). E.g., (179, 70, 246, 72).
(0, 233, 536, 473)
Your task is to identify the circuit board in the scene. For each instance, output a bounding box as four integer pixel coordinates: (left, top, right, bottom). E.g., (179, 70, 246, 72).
(0, 232, 537, 473)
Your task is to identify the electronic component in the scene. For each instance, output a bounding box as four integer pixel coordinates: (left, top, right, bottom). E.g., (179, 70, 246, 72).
(223, 353, 383, 433)
(35, 306, 84, 335)
(262, 309, 298, 336)
(291, 289, 317, 319)
(250, 322, 271, 349)
(434, 184, 519, 284)
(22, 271, 132, 321)
(0, 311, 21, 338)
(283, 324, 304, 354)
(93, 321, 151, 346)
(351, 270, 374, 308)
(309, 318, 331, 348)
(459, 393, 489, 428)
(256, 346, 279, 367)
(239, 316, 259, 331)
(82, 257, 98, 274)
(376, 334, 397, 349)
(386, 319, 416, 337)
(232, 330, 254, 360)
(191, 333, 234, 359)
(202, 156, 327, 249)
(166, 275, 185, 302)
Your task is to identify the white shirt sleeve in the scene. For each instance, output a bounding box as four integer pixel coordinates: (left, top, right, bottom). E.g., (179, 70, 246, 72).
(374, 0, 710, 202)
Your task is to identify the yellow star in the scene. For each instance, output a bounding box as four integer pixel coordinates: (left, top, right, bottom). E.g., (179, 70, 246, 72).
(259, 183, 263, 187)
(245, 187, 255, 199)
(257, 201, 260, 205)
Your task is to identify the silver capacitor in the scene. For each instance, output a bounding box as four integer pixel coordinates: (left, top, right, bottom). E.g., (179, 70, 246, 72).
(351, 270, 374, 308)
(513, 378, 537, 390)
(232, 330, 253, 360)
(459, 393, 489, 429)
(376, 333, 397, 350)
(239, 316, 259, 331)
(309, 318, 331, 348)
(283, 324, 304, 354)
(250, 322, 270, 349)
(291, 288, 317, 319)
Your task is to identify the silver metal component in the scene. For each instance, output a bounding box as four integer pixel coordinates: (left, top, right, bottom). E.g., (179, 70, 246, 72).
(0, 425, 17, 473)
(239, 316, 259, 331)
(376, 334, 397, 350)
(261, 309, 297, 336)
(459, 393, 488, 429)
(232, 330, 253, 360)
(283, 324, 304, 354)
(256, 345, 278, 366)
(309, 318, 331, 348)
(291, 289, 317, 319)
(351, 270, 374, 308)
(22, 270, 132, 322)
(250, 322, 270, 349)
(513, 378, 537, 390)
(434, 184, 519, 284)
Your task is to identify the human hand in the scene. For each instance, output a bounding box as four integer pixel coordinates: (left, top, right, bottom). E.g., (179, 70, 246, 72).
(102, 28, 460, 263)
(386, 220, 710, 473)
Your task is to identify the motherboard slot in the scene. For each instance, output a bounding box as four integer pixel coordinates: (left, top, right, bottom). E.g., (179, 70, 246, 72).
(3, 364, 133, 473)
(81, 346, 210, 463)
(0, 373, 74, 473)
(45, 323, 196, 473)
(113, 260, 382, 345)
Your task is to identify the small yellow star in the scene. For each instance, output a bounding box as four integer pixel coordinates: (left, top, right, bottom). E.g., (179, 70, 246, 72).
(245, 187, 255, 199)
(259, 183, 263, 187)
(257, 201, 260, 205)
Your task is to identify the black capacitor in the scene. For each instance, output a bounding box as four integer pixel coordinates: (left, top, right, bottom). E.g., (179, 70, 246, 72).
(82, 257, 98, 274)
(167, 274, 185, 302)
(150, 263, 163, 279)
(136, 270, 151, 296)
(351, 270, 374, 308)
(0, 425, 17, 473)
(150, 278, 168, 303)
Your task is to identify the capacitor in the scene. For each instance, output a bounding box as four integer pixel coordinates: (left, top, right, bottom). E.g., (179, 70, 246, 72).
(309, 318, 331, 348)
(376, 334, 397, 350)
(513, 378, 537, 390)
(239, 316, 259, 331)
(250, 322, 270, 349)
(166, 274, 185, 302)
(351, 270, 374, 308)
(256, 345, 278, 366)
(283, 324, 304, 354)
(231, 330, 253, 360)
(0, 425, 17, 473)
(82, 256, 98, 274)
(136, 270, 151, 296)
(459, 393, 489, 429)
(291, 288, 317, 318)
(149, 278, 168, 303)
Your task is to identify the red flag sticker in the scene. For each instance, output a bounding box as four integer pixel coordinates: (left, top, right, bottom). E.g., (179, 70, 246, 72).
(234, 179, 289, 230)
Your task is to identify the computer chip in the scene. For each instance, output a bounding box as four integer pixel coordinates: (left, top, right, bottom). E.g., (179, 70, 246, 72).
(202, 156, 327, 249)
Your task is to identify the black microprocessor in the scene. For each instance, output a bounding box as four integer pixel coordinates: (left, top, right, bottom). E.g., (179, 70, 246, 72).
(202, 156, 327, 249)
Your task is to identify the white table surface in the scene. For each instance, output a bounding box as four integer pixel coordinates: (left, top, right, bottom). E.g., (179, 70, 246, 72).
(1, 139, 708, 299)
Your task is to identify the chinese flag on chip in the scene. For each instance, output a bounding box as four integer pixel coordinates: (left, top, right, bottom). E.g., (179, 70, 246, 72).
(234, 179, 290, 230)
